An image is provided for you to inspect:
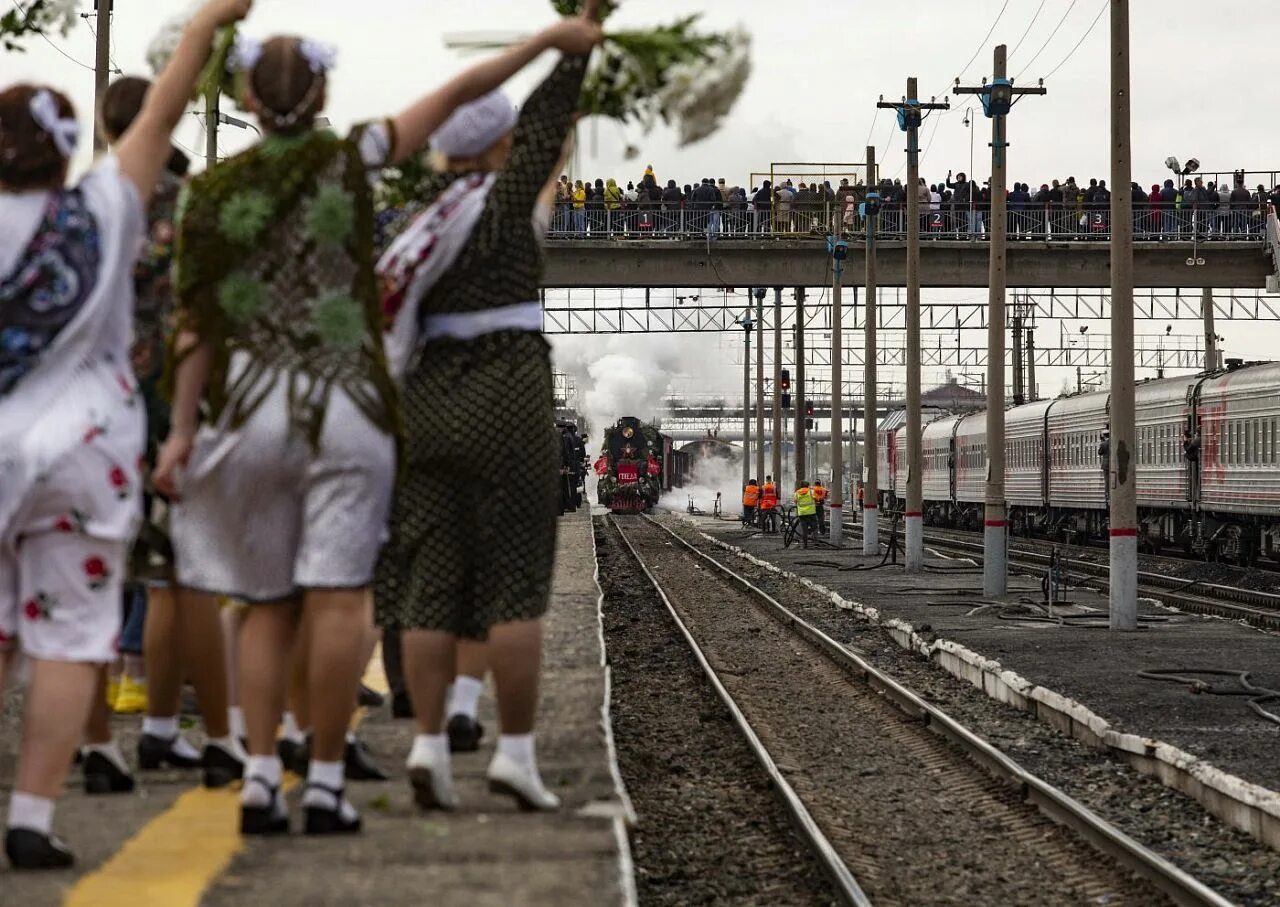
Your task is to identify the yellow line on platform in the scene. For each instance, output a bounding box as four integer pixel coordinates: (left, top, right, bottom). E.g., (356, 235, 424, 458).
(64, 648, 389, 907)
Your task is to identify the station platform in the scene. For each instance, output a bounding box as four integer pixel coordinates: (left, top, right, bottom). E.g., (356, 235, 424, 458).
(682, 512, 1280, 848)
(0, 506, 635, 906)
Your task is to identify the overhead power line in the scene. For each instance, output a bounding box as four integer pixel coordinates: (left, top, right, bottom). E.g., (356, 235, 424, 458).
(940, 0, 1011, 95)
(1014, 0, 1080, 79)
(1008, 0, 1048, 60)
(1039, 0, 1108, 81)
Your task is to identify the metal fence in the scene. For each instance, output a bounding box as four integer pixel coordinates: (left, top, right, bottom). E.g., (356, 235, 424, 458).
(545, 203, 1272, 243)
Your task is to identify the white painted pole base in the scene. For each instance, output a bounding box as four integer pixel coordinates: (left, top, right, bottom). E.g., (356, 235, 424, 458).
(829, 504, 843, 547)
(862, 507, 879, 555)
(983, 522, 1007, 597)
(1109, 531, 1138, 630)
(905, 514, 923, 572)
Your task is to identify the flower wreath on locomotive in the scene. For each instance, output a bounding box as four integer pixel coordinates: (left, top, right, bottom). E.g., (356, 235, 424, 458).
(595, 416, 663, 513)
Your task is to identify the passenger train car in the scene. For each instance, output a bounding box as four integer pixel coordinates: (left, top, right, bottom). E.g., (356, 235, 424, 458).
(596, 417, 689, 513)
(876, 361, 1280, 563)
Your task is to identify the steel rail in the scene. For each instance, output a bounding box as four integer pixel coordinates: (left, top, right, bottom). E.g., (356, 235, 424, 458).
(874, 526, 1280, 630)
(607, 516, 872, 907)
(636, 514, 1235, 907)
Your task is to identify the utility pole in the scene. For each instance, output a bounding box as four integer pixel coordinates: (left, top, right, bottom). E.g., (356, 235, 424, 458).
(1026, 325, 1037, 401)
(1201, 287, 1219, 371)
(755, 288, 766, 482)
(956, 47, 1046, 597)
(1108, 1, 1137, 631)
(828, 236, 848, 547)
(1012, 308, 1025, 406)
(741, 313, 753, 488)
(91, 0, 113, 152)
(794, 288, 807, 489)
(862, 147, 880, 555)
(879, 81, 949, 572)
(772, 288, 783, 489)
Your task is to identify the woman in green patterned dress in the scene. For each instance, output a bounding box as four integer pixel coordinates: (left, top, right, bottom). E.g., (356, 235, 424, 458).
(155, 20, 603, 837)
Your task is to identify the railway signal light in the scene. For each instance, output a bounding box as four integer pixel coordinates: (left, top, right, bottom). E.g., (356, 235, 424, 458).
(781, 393, 792, 410)
(805, 401, 814, 418)
(781, 369, 791, 391)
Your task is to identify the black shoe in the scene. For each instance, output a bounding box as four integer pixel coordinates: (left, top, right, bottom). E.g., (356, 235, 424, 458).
(357, 684, 385, 709)
(137, 733, 202, 770)
(391, 691, 414, 719)
(344, 739, 389, 781)
(4, 828, 74, 870)
(83, 751, 135, 795)
(302, 783, 362, 835)
(447, 714, 484, 753)
(278, 737, 309, 776)
(203, 743, 245, 789)
(240, 777, 289, 836)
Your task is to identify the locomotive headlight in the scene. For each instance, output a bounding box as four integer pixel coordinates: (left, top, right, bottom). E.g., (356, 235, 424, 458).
(622, 426, 635, 439)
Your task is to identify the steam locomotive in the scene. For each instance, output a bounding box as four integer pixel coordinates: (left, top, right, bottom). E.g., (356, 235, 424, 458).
(876, 360, 1280, 564)
(596, 416, 689, 513)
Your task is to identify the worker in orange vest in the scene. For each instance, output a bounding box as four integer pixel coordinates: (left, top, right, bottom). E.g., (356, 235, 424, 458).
(758, 475, 778, 533)
(812, 479, 828, 534)
(741, 478, 760, 526)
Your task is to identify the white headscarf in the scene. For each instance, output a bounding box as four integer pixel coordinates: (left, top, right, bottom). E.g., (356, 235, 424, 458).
(429, 91, 517, 159)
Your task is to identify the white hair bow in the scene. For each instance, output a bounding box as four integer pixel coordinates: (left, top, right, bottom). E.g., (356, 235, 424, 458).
(28, 89, 79, 159)
(299, 38, 337, 74)
(230, 33, 263, 72)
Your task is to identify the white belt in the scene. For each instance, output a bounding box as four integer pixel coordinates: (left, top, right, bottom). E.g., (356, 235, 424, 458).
(422, 301, 542, 341)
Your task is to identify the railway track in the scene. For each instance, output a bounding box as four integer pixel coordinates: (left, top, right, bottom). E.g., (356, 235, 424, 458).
(836, 517, 1280, 630)
(608, 513, 1232, 907)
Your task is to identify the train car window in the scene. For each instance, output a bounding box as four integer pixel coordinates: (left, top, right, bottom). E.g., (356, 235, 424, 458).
(1273, 419, 1278, 464)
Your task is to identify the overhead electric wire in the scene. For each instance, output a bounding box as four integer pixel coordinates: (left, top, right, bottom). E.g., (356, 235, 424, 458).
(10, 1, 98, 71)
(939, 0, 1011, 95)
(1008, 0, 1048, 61)
(1014, 0, 1080, 79)
(1039, 0, 1108, 81)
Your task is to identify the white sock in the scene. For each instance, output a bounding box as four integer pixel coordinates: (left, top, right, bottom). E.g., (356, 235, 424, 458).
(280, 711, 305, 745)
(142, 716, 179, 739)
(407, 734, 450, 769)
(303, 760, 357, 821)
(207, 735, 247, 763)
(496, 734, 536, 772)
(227, 707, 246, 740)
(241, 756, 282, 809)
(82, 741, 131, 776)
(7, 792, 54, 835)
(446, 676, 484, 721)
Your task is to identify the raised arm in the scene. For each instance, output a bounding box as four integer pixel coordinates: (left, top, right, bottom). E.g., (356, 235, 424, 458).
(389, 10, 602, 164)
(116, 0, 253, 203)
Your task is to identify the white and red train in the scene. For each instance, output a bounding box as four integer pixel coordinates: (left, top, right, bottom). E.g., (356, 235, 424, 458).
(876, 361, 1280, 564)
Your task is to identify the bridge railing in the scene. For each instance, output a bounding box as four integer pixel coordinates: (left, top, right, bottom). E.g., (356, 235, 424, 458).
(545, 203, 1271, 243)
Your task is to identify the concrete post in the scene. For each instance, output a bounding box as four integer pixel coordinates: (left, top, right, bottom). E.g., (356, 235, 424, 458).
(756, 289, 766, 481)
(795, 288, 807, 489)
(92, 0, 113, 153)
(863, 147, 879, 554)
(1027, 326, 1037, 401)
(772, 288, 783, 489)
(742, 320, 751, 489)
(1109, 0, 1138, 630)
(1201, 287, 1218, 371)
(983, 46, 1010, 598)
(830, 255, 844, 547)
(904, 78, 925, 572)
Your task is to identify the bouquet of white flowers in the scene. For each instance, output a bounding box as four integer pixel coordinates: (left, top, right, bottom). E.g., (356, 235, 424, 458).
(1, 0, 81, 53)
(562, 1, 753, 147)
(146, 4, 240, 104)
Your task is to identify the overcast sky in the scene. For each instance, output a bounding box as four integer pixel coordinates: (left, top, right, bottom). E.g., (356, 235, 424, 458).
(7, 0, 1279, 405)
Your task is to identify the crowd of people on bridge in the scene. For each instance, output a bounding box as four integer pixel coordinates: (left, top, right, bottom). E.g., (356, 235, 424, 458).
(551, 165, 1280, 240)
(0, 0, 605, 870)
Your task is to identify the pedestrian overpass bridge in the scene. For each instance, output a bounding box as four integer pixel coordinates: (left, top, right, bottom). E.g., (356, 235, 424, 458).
(543, 236, 1275, 290)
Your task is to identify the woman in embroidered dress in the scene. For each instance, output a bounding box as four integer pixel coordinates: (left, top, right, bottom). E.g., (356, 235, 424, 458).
(154, 16, 605, 838)
(0, 0, 254, 869)
(375, 1, 602, 814)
